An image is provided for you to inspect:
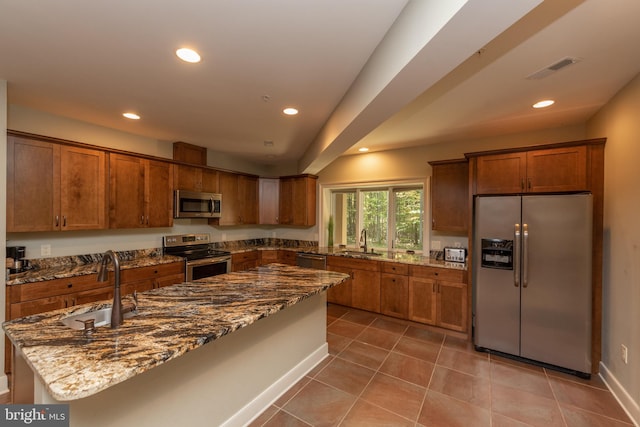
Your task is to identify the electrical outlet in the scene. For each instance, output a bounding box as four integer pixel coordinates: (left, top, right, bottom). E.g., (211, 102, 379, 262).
(41, 244, 51, 256)
(621, 344, 628, 364)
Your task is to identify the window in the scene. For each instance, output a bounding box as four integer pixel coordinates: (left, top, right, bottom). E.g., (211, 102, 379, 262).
(330, 185, 423, 252)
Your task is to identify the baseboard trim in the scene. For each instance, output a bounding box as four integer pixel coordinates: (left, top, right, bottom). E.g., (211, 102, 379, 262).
(0, 374, 8, 396)
(599, 361, 639, 426)
(221, 343, 328, 427)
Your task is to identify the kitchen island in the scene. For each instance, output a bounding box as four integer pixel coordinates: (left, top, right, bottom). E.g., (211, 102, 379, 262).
(3, 263, 349, 427)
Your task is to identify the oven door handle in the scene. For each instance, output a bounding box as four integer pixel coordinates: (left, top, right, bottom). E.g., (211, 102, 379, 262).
(186, 257, 231, 267)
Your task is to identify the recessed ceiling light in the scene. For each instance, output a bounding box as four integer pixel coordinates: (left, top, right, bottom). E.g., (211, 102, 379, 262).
(358, 147, 369, 152)
(176, 48, 201, 63)
(283, 107, 298, 115)
(123, 112, 140, 120)
(533, 99, 555, 109)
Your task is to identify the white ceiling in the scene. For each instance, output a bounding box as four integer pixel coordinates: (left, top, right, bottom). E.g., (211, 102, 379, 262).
(1, 0, 639, 174)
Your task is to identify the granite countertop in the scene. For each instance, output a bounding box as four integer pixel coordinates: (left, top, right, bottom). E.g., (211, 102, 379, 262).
(2, 264, 349, 401)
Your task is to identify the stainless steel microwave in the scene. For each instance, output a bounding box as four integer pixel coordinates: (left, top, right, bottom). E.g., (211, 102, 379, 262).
(174, 190, 222, 218)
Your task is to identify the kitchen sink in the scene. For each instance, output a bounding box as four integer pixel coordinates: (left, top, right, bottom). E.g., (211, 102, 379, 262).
(340, 250, 383, 257)
(61, 307, 136, 330)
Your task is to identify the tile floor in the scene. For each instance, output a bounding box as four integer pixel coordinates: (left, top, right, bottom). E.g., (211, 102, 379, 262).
(249, 304, 634, 427)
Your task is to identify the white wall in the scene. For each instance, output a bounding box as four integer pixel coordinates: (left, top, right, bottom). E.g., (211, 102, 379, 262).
(587, 72, 640, 423)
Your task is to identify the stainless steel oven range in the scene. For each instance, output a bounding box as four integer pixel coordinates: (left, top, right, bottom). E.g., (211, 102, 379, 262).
(163, 233, 231, 281)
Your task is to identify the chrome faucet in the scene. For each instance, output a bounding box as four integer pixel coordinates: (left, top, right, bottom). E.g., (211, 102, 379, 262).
(97, 250, 123, 328)
(360, 229, 368, 253)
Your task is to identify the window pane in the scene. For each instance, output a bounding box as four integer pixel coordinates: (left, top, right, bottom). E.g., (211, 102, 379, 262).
(394, 188, 423, 251)
(332, 191, 356, 247)
(362, 190, 388, 249)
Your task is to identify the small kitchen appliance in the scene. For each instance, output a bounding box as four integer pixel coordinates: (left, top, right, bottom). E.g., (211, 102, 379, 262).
(443, 247, 466, 264)
(163, 233, 231, 281)
(6, 246, 28, 274)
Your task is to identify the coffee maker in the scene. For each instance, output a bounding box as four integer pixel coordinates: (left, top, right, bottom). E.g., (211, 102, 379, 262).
(6, 246, 27, 274)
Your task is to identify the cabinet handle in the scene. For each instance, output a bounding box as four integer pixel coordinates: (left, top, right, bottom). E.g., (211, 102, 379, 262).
(527, 178, 532, 190)
(71, 298, 76, 306)
(63, 216, 67, 227)
(55, 215, 60, 227)
(64, 299, 68, 308)
(521, 178, 525, 191)
(432, 283, 436, 293)
(141, 215, 145, 225)
(146, 216, 149, 225)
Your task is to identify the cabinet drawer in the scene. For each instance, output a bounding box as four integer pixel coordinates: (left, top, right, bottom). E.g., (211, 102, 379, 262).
(120, 262, 184, 282)
(260, 250, 279, 263)
(232, 251, 259, 263)
(8, 274, 104, 303)
(278, 250, 297, 264)
(409, 265, 465, 282)
(326, 256, 379, 272)
(381, 262, 409, 275)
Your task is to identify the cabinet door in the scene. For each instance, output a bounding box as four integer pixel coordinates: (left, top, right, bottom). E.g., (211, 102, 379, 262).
(526, 146, 587, 192)
(174, 164, 202, 191)
(259, 178, 280, 225)
(201, 169, 219, 193)
(326, 264, 353, 307)
(9, 296, 67, 319)
(277, 250, 297, 265)
(260, 250, 279, 265)
(436, 280, 467, 332)
(351, 269, 380, 313)
(156, 273, 185, 289)
(72, 286, 113, 306)
(239, 175, 258, 224)
(476, 152, 526, 194)
(60, 145, 107, 230)
(7, 136, 60, 232)
(380, 273, 408, 319)
(217, 171, 239, 225)
(431, 160, 468, 232)
(109, 154, 145, 228)
(278, 178, 294, 225)
(121, 280, 155, 296)
(408, 277, 436, 325)
(146, 160, 174, 227)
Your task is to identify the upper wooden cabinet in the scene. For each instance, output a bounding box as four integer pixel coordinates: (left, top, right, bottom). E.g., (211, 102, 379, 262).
(473, 145, 588, 194)
(215, 171, 258, 226)
(108, 154, 174, 228)
(173, 164, 219, 193)
(279, 175, 317, 226)
(429, 159, 469, 232)
(7, 134, 107, 232)
(259, 178, 280, 225)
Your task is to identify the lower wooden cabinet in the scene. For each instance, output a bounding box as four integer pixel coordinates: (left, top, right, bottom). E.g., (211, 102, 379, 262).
(232, 251, 259, 271)
(120, 262, 185, 295)
(277, 250, 297, 265)
(326, 256, 380, 313)
(380, 262, 409, 319)
(409, 265, 467, 332)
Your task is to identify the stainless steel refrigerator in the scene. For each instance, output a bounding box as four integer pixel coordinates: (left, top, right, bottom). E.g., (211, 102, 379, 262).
(473, 194, 592, 375)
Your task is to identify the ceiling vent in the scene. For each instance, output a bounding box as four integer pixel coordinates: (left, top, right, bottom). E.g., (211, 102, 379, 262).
(526, 56, 581, 80)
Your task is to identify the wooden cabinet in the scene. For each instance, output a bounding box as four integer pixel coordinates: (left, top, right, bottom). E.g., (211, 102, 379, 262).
(232, 251, 259, 271)
(174, 164, 218, 193)
(326, 256, 380, 312)
(474, 145, 587, 194)
(215, 171, 258, 225)
(429, 159, 468, 232)
(120, 262, 185, 296)
(259, 178, 280, 225)
(259, 250, 278, 265)
(108, 154, 174, 228)
(277, 250, 297, 266)
(408, 265, 467, 332)
(380, 262, 409, 319)
(279, 175, 317, 226)
(7, 134, 107, 232)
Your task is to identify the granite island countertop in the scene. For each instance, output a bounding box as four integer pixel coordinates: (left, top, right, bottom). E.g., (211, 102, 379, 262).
(2, 263, 349, 401)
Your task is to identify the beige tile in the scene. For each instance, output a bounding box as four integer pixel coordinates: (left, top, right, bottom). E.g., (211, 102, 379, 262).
(436, 347, 491, 378)
(369, 317, 409, 335)
(490, 360, 554, 398)
(360, 373, 427, 421)
(337, 340, 390, 370)
(379, 351, 434, 387)
(491, 383, 565, 427)
(262, 409, 312, 427)
(341, 399, 415, 426)
(561, 404, 635, 427)
(549, 376, 633, 423)
(404, 325, 445, 345)
(429, 366, 491, 409)
(283, 379, 356, 426)
(491, 413, 535, 427)
(418, 390, 491, 427)
(314, 357, 376, 396)
(355, 327, 401, 350)
(393, 336, 441, 363)
(327, 319, 366, 339)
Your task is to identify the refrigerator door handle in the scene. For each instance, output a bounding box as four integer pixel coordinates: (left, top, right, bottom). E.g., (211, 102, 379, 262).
(523, 223, 529, 288)
(514, 223, 521, 287)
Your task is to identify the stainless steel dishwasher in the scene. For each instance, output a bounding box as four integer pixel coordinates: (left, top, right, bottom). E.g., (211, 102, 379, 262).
(296, 253, 327, 270)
